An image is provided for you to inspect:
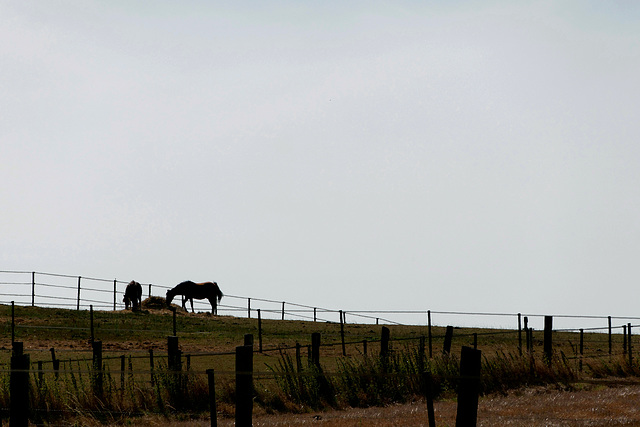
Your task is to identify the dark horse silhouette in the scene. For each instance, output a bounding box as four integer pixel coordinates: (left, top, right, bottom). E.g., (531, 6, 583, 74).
(123, 281, 143, 311)
(166, 281, 223, 315)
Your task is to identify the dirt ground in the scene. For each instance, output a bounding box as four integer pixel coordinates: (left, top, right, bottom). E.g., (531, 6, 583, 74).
(85, 384, 640, 426)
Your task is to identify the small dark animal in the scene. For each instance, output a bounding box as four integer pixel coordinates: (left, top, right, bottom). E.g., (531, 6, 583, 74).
(166, 281, 223, 315)
(123, 280, 143, 311)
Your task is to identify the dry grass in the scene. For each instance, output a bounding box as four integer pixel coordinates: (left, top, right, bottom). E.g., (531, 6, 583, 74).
(77, 384, 640, 426)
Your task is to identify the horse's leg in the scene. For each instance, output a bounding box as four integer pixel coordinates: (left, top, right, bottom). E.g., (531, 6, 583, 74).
(190, 298, 195, 313)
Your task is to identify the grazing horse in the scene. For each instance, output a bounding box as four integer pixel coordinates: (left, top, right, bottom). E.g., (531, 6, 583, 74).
(166, 281, 223, 315)
(123, 281, 143, 311)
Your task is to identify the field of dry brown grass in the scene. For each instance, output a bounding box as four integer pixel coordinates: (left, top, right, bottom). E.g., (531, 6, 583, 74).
(79, 383, 640, 426)
(3, 303, 640, 426)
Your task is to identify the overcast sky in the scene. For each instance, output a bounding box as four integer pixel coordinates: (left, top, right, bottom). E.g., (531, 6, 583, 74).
(2, 1, 640, 328)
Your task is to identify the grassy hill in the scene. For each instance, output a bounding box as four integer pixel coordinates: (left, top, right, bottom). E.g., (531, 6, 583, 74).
(1, 301, 637, 424)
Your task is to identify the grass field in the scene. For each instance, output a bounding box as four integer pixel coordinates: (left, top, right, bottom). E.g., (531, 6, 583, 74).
(1, 300, 638, 425)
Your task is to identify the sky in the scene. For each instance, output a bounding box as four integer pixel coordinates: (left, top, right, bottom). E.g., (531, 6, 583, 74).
(2, 1, 640, 329)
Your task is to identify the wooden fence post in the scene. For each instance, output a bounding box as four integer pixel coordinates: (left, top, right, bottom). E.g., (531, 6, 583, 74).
(524, 317, 530, 351)
(244, 334, 254, 348)
(92, 340, 103, 397)
(295, 343, 302, 373)
(207, 369, 217, 427)
(50, 347, 60, 379)
(11, 301, 15, 345)
(340, 310, 346, 356)
(311, 333, 321, 367)
(425, 372, 436, 427)
(247, 298, 251, 318)
(10, 342, 30, 427)
(608, 316, 612, 355)
(543, 316, 553, 366)
(113, 279, 117, 310)
(235, 345, 253, 427)
(31, 272, 35, 307)
(77, 276, 82, 310)
(172, 307, 177, 336)
(579, 328, 584, 372)
(90, 305, 95, 343)
(281, 302, 285, 320)
(455, 346, 482, 427)
(257, 309, 263, 353)
(628, 323, 633, 365)
(419, 336, 426, 373)
(443, 326, 454, 355)
(518, 313, 522, 356)
(427, 310, 433, 358)
(168, 336, 181, 371)
(314, 307, 317, 322)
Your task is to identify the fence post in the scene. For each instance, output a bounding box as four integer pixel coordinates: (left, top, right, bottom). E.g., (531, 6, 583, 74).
(235, 345, 253, 427)
(257, 309, 263, 353)
(311, 332, 321, 367)
(50, 347, 60, 379)
(579, 328, 584, 372)
(518, 313, 522, 356)
(455, 346, 482, 427)
(172, 307, 177, 336)
(380, 326, 390, 359)
(628, 323, 633, 366)
(148, 283, 152, 299)
(10, 341, 30, 427)
(418, 336, 425, 376)
(92, 340, 103, 397)
(427, 310, 433, 358)
(113, 279, 117, 310)
(340, 310, 346, 357)
(295, 343, 302, 373)
(31, 271, 35, 307)
(11, 301, 15, 345)
(524, 317, 530, 351)
(168, 336, 181, 372)
(543, 316, 553, 366)
(247, 298, 251, 318)
(90, 305, 95, 343)
(314, 307, 317, 322)
(244, 334, 254, 348)
(207, 369, 217, 427)
(623, 325, 627, 356)
(425, 372, 436, 427)
(76, 276, 82, 310)
(608, 316, 612, 355)
(281, 302, 285, 320)
(443, 326, 454, 355)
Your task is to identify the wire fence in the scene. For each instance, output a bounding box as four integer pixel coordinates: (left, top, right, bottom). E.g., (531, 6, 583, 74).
(2, 270, 640, 425)
(2, 270, 639, 333)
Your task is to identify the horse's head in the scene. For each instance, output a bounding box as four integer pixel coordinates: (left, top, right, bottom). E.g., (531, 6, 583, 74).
(166, 290, 174, 306)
